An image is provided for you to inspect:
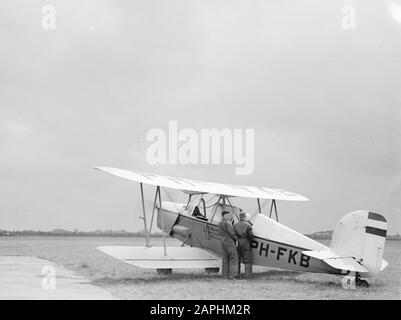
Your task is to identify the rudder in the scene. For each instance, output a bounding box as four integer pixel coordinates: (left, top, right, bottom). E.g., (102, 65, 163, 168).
(330, 210, 387, 276)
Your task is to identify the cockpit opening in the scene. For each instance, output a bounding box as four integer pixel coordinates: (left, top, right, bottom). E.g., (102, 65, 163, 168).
(183, 194, 243, 224)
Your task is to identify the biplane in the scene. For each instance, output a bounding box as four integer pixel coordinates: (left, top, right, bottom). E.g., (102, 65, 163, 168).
(95, 167, 388, 287)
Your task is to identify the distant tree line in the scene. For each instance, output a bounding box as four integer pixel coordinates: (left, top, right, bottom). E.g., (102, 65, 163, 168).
(306, 230, 333, 240)
(306, 230, 401, 241)
(0, 229, 162, 237)
(0, 229, 399, 240)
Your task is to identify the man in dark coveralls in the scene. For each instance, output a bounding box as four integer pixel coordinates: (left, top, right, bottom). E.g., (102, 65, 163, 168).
(218, 211, 239, 279)
(234, 211, 254, 278)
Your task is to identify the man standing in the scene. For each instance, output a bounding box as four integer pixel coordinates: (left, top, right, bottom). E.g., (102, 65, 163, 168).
(234, 211, 254, 278)
(218, 211, 239, 279)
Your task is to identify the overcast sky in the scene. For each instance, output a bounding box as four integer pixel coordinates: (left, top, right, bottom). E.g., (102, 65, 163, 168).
(0, 0, 400, 234)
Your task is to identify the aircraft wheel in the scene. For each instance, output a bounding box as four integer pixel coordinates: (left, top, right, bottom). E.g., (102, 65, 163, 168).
(205, 267, 220, 274)
(157, 268, 172, 275)
(356, 277, 369, 288)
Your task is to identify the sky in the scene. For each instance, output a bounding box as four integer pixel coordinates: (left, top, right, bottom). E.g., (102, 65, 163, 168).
(0, 0, 400, 234)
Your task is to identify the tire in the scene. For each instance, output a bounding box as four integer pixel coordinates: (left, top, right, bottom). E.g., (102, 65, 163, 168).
(205, 267, 220, 274)
(157, 268, 172, 275)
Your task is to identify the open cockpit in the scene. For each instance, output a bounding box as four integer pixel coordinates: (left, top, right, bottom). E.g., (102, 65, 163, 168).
(177, 193, 244, 224)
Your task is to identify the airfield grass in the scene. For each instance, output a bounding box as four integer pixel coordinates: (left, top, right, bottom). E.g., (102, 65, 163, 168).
(0, 236, 400, 299)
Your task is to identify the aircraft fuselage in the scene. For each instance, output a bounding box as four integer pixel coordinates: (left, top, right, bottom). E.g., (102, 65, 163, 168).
(158, 205, 340, 275)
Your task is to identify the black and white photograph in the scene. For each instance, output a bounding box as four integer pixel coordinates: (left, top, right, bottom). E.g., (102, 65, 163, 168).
(0, 0, 400, 305)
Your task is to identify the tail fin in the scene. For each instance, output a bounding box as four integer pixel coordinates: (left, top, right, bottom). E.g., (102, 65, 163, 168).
(330, 210, 388, 275)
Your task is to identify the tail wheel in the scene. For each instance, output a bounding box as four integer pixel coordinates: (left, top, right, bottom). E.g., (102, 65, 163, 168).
(356, 277, 369, 288)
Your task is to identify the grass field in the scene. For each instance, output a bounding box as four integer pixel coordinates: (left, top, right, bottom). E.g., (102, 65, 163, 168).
(0, 236, 400, 299)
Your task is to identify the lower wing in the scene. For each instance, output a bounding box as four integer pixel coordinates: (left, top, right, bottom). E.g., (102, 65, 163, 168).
(97, 246, 221, 269)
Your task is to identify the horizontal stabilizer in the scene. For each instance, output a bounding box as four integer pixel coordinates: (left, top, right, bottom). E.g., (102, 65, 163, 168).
(98, 246, 221, 269)
(323, 257, 368, 273)
(302, 250, 368, 273)
(301, 250, 336, 260)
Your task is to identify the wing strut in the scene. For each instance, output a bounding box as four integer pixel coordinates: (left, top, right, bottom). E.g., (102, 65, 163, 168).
(148, 188, 159, 234)
(269, 199, 279, 222)
(156, 186, 167, 256)
(138, 184, 167, 255)
(139, 183, 150, 247)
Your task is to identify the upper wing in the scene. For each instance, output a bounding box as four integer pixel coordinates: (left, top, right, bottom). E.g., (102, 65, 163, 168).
(94, 166, 308, 201)
(97, 246, 221, 269)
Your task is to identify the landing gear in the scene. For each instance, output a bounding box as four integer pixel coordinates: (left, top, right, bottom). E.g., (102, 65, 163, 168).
(157, 268, 172, 275)
(356, 276, 369, 288)
(205, 267, 220, 274)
